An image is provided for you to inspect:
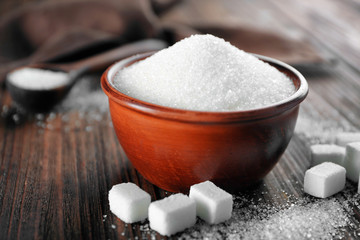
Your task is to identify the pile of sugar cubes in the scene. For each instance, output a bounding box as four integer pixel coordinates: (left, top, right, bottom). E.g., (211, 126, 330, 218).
(108, 181, 233, 236)
(304, 132, 360, 198)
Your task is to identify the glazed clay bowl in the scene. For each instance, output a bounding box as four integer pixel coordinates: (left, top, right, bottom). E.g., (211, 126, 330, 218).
(101, 52, 308, 193)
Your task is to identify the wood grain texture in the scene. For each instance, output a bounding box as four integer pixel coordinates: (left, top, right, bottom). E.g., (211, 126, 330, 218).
(1, 0, 360, 239)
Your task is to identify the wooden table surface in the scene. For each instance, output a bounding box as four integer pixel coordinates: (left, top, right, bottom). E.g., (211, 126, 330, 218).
(1, 0, 360, 239)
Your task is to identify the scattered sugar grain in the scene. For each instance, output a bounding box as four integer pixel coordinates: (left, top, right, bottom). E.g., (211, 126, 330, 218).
(7, 67, 70, 90)
(48, 112, 56, 120)
(53, 76, 110, 129)
(55, 76, 108, 113)
(238, 199, 348, 240)
(85, 126, 93, 132)
(61, 114, 69, 122)
(35, 113, 45, 121)
(12, 114, 20, 124)
(179, 191, 352, 240)
(114, 34, 295, 112)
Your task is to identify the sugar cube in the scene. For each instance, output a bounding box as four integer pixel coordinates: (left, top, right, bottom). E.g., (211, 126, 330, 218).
(189, 181, 233, 224)
(310, 144, 345, 167)
(108, 183, 151, 223)
(335, 132, 360, 147)
(343, 142, 360, 182)
(148, 193, 196, 236)
(304, 162, 346, 198)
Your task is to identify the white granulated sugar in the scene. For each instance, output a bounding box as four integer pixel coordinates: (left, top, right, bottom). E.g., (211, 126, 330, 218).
(178, 194, 351, 240)
(114, 34, 295, 111)
(55, 76, 108, 113)
(7, 67, 70, 90)
(231, 199, 349, 240)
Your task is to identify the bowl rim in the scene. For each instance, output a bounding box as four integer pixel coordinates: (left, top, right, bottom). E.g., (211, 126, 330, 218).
(101, 51, 308, 123)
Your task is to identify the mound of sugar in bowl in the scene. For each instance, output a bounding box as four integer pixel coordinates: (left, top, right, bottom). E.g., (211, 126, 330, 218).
(189, 181, 233, 224)
(108, 183, 151, 223)
(114, 34, 295, 111)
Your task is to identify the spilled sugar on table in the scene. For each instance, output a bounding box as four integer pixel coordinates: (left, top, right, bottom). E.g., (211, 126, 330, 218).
(1, 0, 360, 239)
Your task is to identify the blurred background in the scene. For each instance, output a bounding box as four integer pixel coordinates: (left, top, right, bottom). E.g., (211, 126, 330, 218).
(0, 0, 327, 80)
(1, 0, 360, 239)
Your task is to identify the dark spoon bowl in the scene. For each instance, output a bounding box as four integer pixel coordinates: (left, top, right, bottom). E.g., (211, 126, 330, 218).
(101, 52, 309, 193)
(5, 65, 82, 112)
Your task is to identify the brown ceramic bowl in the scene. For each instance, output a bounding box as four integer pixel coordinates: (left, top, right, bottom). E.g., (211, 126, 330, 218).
(101, 52, 308, 193)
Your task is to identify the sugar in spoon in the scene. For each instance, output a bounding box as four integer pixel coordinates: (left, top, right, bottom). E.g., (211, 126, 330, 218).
(5, 39, 167, 112)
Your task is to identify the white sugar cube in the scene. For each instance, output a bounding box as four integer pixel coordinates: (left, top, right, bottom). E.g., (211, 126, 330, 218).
(108, 183, 151, 223)
(310, 144, 345, 167)
(189, 181, 233, 224)
(148, 193, 196, 236)
(335, 132, 360, 147)
(343, 142, 360, 182)
(304, 162, 346, 198)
